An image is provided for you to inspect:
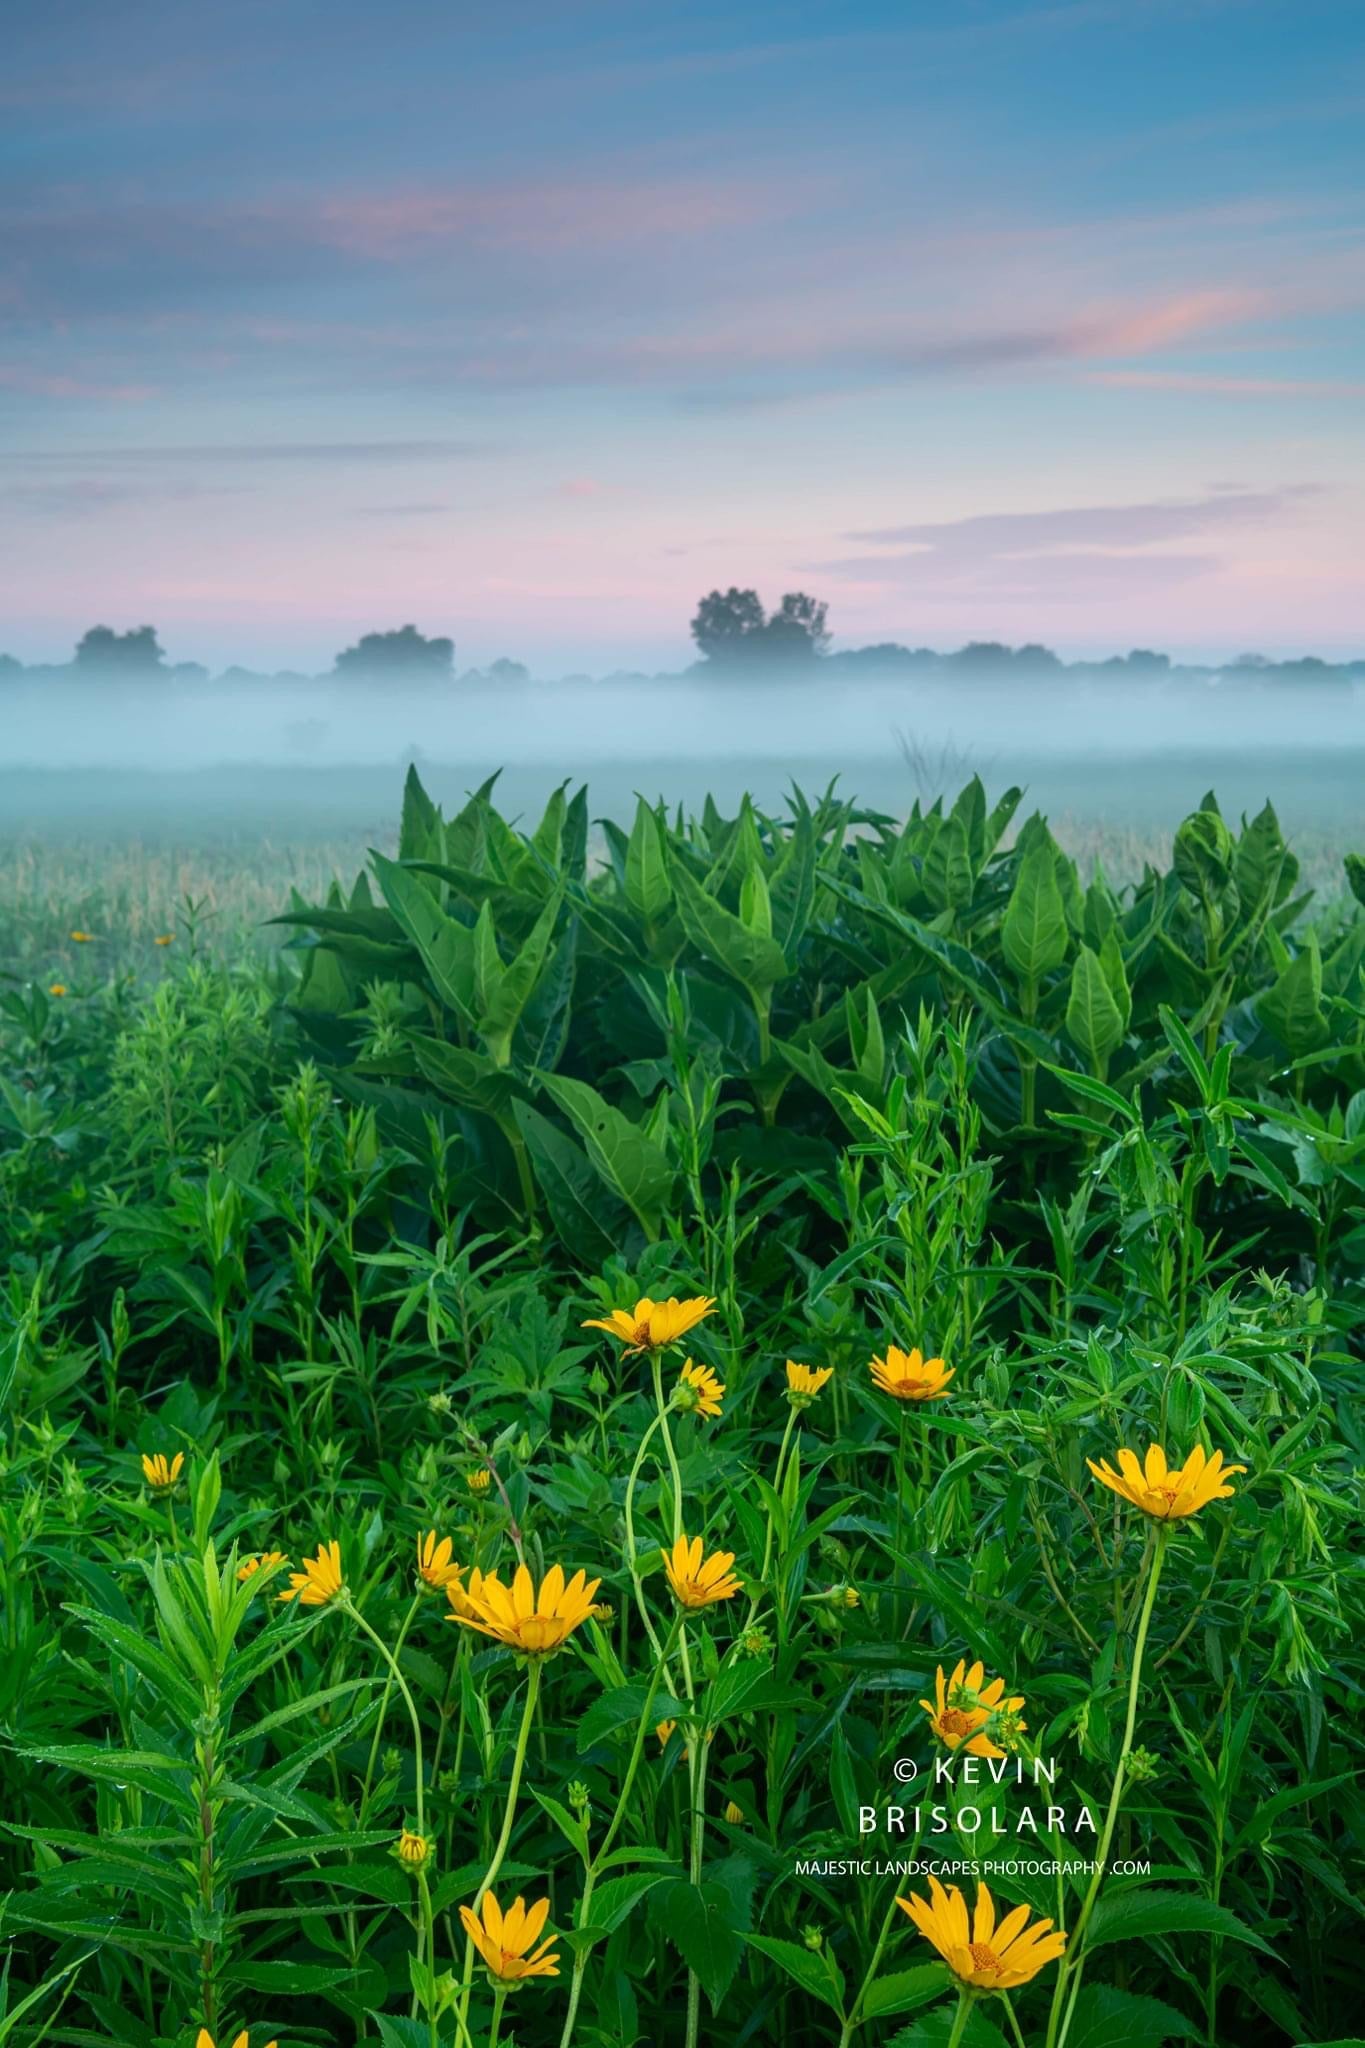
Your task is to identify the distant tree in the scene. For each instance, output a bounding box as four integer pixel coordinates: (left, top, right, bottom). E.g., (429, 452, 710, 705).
(690, 587, 830, 666)
(333, 625, 454, 680)
(74, 625, 167, 674)
(0, 653, 22, 681)
(1125, 649, 1170, 674)
(486, 657, 530, 684)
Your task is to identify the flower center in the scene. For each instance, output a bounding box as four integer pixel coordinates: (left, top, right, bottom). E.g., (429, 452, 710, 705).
(969, 1942, 1003, 1974)
(940, 1708, 976, 1736)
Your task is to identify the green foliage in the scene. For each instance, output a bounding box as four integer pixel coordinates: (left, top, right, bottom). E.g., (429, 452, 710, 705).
(0, 768, 1361, 2046)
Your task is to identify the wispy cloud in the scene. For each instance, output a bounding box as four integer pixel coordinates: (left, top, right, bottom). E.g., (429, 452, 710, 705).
(6, 438, 495, 468)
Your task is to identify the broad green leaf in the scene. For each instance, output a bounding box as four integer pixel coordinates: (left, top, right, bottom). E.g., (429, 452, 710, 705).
(651, 1876, 747, 2011)
(541, 1073, 675, 1238)
(744, 1933, 846, 2014)
(1066, 945, 1127, 1069)
(1256, 934, 1329, 1056)
(671, 860, 790, 997)
(1065, 1983, 1200, 2048)
(1002, 840, 1070, 985)
(860, 1963, 952, 2020)
(371, 850, 476, 1018)
(625, 797, 672, 922)
(1084, 1887, 1275, 1955)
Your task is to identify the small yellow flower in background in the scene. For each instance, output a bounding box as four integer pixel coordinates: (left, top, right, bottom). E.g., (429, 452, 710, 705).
(922, 1658, 1026, 1759)
(466, 1467, 492, 1495)
(785, 1360, 834, 1408)
(140, 1451, 184, 1496)
(674, 1358, 725, 1418)
(839, 1584, 861, 1609)
(196, 2032, 275, 2048)
(1087, 1442, 1247, 1521)
(656, 1718, 678, 1749)
(279, 1540, 346, 1607)
(48, 983, 68, 998)
(897, 1876, 1065, 1991)
(395, 1827, 432, 1870)
(459, 1891, 560, 1983)
(582, 1294, 716, 1354)
(237, 1551, 288, 1585)
(447, 1562, 601, 1656)
(590, 1600, 614, 1622)
(724, 1799, 746, 1825)
(416, 1529, 464, 1591)
(869, 1345, 954, 1402)
(69, 930, 95, 943)
(663, 1532, 742, 1609)
(154, 933, 175, 946)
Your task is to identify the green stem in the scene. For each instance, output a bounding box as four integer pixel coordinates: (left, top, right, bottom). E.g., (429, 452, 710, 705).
(624, 1411, 666, 1660)
(1046, 1526, 1168, 2048)
(488, 1984, 508, 2048)
(455, 1658, 543, 2036)
(837, 1883, 901, 2046)
(946, 1987, 975, 2048)
(348, 1602, 427, 1838)
(358, 1590, 423, 1824)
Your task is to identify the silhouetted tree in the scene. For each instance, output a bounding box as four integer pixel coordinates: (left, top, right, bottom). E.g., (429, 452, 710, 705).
(74, 625, 166, 674)
(690, 588, 830, 665)
(333, 625, 454, 680)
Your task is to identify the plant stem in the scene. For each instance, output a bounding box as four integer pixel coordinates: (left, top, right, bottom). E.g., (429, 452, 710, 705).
(1046, 1526, 1168, 2048)
(946, 1986, 975, 2048)
(455, 1658, 543, 2038)
(837, 1882, 902, 2046)
(358, 1589, 423, 1824)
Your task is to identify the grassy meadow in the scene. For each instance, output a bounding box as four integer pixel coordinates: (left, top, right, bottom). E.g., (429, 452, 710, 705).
(0, 761, 1362, 2048)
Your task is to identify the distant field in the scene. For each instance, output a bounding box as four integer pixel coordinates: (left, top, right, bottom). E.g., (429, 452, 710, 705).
(2, 748, 1362, 982)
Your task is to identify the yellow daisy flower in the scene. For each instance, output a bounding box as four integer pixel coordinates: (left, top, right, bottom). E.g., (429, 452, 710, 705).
(785, 1360, 834, 1407)
(236, 1551, 288, 1585)
(446, 1562, 601, 1656)
(196, 2032, 275, 2048)
(154, 933, 175, 946)
(1087, 1442, 1246, 1520)
(69, 930, 95, 943)
(459, 1891, 560, 1983)
(278, 1540, 346, 1607)
(466, 1468, 492, 1495)
(48, 983, 68, 997)
(415, 1529, 464, 1591)
(675, 1358, 725, 1418)
(921, 1658, 1026, 1759)
(897, 1876, 1065, 1991)
(140, 1451, 184, 1495)
(724, 1799, 746, 1825)
(663, 1532, 742, 1609)
(582, 1295, 716, 1354)
(869, 1345, 954, 1401)
(395, 1827, 432, 1869)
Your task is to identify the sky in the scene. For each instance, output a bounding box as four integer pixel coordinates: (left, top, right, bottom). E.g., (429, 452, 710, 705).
(2, 0, 1363, 672)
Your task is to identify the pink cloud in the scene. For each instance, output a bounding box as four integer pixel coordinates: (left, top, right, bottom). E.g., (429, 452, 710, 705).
(0, 364, 155, 401)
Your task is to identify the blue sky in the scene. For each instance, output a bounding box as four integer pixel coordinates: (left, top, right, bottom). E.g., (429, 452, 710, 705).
(3, 0, 1363, 669)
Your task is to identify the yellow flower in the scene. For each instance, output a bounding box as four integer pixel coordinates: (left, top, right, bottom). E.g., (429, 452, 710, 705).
(1087, 1442, 1247, 1521)
(416, 1529, 464, 1591)
(897, 1877, 1065, 1991)
(590, 1601, 614, 1621)
(656, 1718, 679, 1749)
(869, 1345, 954, 1401)
(459, 1891, 560, 1983)
(921, 1658, 1026, 1760)
(840, 1584, 861, 1609)
(196, 2033, 275, 2048)
(395, 1827, 432, 1869)
(48, 983, 68, 998)
(675, 1358, 725, 1418)
(278, 1540, 346, 1607)
(447, 1562, 601, 1656)
(140, 1451, 184, 1495)
(444, 1570, 479, 1623)
(466, 1468, 492, 1495)
(69, 930, 95, 943)
(582, 1295, 716, 1354)
(154, 933, 175, 946)
(724, 1799, 745, 1825)
(663, 1532, 742, 1609)
(785, 1360, 834, 1407)
(237, 1551, 288, 1585)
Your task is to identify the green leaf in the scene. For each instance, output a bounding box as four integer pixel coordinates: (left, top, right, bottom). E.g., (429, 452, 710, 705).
(576, 1682, 687, 1754)
(540, 1073, 675, 1238)
(1001, 840, 1070, 985)
(371, 850, 475, 1018)
(651, 1877, 747, 2011)
(580, 1869, 673, 1937)
(887, 2003, 1007, 2048)
(1084, 1887, 1275, 1955)
(744, 1933, 846, 2014)
(625, 798, 672, 922)
(1066, 945, 1127, 1069)
(859, 1962, 950, 2019)
(226, 1958, 360, 1992)
(1256, 934, 1329, 1056)
(1065, 1984, 1200, 2048)
(671, 859, 790, 998)
(513, 1100, 628, 1263)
